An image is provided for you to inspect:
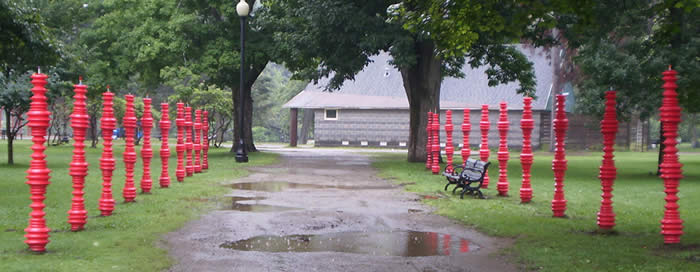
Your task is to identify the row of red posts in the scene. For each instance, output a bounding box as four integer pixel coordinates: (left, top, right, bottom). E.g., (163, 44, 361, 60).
(424, 67, 684, 244)
(24, 71, 212, 252)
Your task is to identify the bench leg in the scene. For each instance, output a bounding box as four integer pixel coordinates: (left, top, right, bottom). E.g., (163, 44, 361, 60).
(444, 182, 451, 191)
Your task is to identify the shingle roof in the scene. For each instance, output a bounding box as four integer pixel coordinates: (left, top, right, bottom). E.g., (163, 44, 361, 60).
(284, 44, 554, 110)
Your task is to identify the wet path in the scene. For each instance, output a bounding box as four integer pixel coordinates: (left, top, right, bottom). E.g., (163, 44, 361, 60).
(164, 147, 517, 272)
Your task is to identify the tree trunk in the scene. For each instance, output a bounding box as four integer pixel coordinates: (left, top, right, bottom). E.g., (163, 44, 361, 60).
(689, 113, 698, 148)
(299, 109, 313, 144)
(400, 40, 442, 162)
(657, 123, 665, 175)
(231, 63, 266, 154)
(5, 111, 13, 165)
(89, 114, 99, 148)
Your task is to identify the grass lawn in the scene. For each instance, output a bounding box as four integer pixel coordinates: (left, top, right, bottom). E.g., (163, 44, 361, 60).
(374, 150, 700, 271)
(0, 140, 277, 271)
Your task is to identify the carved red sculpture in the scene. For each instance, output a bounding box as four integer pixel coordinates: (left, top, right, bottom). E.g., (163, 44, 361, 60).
(159, 103, 171, 187)
(551, 94, 568, 217)
(24, 71, 52, 252)
(445, 110, 454, 172)
(496, 102, 509, 196)
(185, 106, 194, 177)
(67, 77, 89, 231)
(597, 91, 618, 229)
(461, 110, 470, 163)
(99, 87, 116, 216)
(203, 111, 209, 170)
(140, 98, 154, 193)
(479, 105, 490, 188)
(426, 112, 432, 169)
(519, 97, 534, 203)
(176, 103, 185, 182)
(659, 67, 684, 244)
(431, 112, 440, 174)
(194, 109, 202, 173)
(123, 95, 137, 202)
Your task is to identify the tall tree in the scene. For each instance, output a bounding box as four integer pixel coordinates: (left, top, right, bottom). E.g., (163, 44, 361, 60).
(0, 0, 60, 164)
(261, 0, 558, 161)
(562, 0, 699, 171)
(81, 0, 273, 153)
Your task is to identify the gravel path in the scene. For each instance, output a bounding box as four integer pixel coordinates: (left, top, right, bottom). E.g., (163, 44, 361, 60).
(164, 147, 518, 272)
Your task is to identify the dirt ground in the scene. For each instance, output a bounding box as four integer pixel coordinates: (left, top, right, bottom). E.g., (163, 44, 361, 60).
(164, 146, 518, 272)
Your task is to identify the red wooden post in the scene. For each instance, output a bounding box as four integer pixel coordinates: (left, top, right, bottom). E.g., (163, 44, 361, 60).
(140, 98, 153, 193)
(597, 91, 618, 230)
(175, 103, 185, 182)
(520, 97, 534, 203)
(551, 94, 568, 217)
(659, 67, 684, 244)
(194, 109, 202, 173)
(185, 106, 194, 177)
(497, 102, 509, 196)
(24, 71, 52, 252)
(159, 103, 171, 187)
(461, 110, 470, 163)
(426, 112, 432, 169)
(203, 111, 209, 170)
(67, 77, 89, 231)
(479, 105, 490, 188)
(431, 112, 440, 174)
(445, 110, 454, 172)
(123, 95, 137, 202)
(99, 88, 116, 216)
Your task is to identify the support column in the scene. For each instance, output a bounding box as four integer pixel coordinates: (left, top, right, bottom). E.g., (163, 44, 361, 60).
(290, 108, 298, 147)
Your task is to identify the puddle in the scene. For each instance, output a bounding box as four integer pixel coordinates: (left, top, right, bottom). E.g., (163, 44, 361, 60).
(230, 182, 396, 192)
(220, 231, 476, 256)
(225, 196, 301, 212)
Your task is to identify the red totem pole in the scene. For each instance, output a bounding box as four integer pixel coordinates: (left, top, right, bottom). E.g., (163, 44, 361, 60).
(426, 112, 432, 169)
(461, 110, 470, 163)
(159, 103, 171, 187)
(203, 111, 210, 170)
(99, 87, 116, 216)
(520, 97, 534, 203)
(185, 106, 194, 176)
(67, 77, 89, 231)
(497, 102, 509, 196)
(25, 70, 52, 252)
(175, 103, 185, 182)
(659, 67, 684, 244)
(597, 91, 618, 230)
(551, 94, 569, 217)
(479, 105, 490, 188)
(194, 109, 202, 173)
(140, 98, 154, 193)
(445, 110, 454, 172)
(431, 112, 440, 174)
(123, 95, 137, 202)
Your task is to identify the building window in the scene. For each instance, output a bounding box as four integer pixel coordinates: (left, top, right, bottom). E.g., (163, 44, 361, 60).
(324, 109, 338, 120)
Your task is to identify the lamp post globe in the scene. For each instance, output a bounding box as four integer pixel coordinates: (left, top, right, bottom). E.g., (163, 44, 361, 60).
(236, 0, 249, 16)
(235, 0, 249, 163)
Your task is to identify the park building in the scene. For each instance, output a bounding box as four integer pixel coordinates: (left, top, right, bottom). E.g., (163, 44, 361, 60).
(283, 45, 650, 150)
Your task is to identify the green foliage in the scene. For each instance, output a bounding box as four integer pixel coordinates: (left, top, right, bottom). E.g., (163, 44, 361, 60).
(261, 0, 548, 96)
(251, 63, 306, 142)
(568, 0, 700, 118)
(0, 0, 60, 72)
(374, 151, 700, 271)
(0, 140, 278, 271)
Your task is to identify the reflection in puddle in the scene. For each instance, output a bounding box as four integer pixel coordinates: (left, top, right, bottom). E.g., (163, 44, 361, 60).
(230, 182, 396, 192)
(226, 196, 301, 212)
(220, 231, 476, 256)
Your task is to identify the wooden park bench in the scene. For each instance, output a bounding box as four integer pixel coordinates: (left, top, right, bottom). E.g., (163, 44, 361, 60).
(442, 158, 491, 199)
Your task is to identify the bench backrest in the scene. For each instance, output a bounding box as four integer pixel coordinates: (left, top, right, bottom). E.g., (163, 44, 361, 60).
(461, 159, 490, 181)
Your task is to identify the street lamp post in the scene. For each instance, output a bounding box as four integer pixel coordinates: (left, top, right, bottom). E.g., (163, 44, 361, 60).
(235, 0, 249, 163)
